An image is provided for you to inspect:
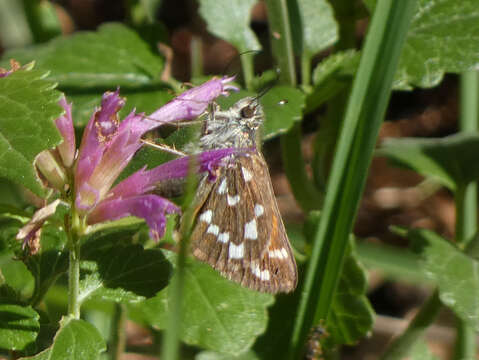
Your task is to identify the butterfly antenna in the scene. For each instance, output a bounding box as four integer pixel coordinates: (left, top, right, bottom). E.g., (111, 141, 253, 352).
(253, 68, 281, 101)
(221, 49, 262, 77)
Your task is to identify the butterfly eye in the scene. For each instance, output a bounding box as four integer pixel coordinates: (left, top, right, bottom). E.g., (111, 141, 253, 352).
(240, 105, 255, 119)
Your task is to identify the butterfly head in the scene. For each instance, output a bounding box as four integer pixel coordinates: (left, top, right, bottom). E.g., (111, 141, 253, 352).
(200, 97, 264, 150)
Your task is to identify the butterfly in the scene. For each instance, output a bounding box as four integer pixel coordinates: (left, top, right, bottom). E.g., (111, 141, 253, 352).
(186, 96, 298, 293)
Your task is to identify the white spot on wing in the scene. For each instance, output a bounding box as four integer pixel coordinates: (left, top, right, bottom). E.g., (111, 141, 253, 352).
(241, 167, 253, 182)
(254, 204, 264, 217)
(261, 269, 270, 281)
(229, 242, 244, 259)
(252, 264, 261, 277)
(269, 248, 289, 259)
(200, 210, 212, 224)
(217, 178, 227, 194)
(251, 264, 270, 281)
(227, 194, 240, 206)
(218, 232, 230, 243)
(244, 219, 258, 240)
(206, 224, 219, 236)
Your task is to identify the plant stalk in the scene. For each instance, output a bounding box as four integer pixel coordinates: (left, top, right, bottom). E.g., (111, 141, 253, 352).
(110, 303, 127, 360)
(452, 70, 478, 360)
(67, 211, 81, 319)
(161, 158, 198, 360)
(266, 0, 322, 212)
(240, 52, 255, 91)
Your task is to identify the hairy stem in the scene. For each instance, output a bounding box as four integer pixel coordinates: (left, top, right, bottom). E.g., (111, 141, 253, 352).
(67, 210, 81, 319)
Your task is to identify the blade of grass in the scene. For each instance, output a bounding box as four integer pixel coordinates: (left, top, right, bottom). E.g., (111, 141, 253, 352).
(289, 1, 418, 358)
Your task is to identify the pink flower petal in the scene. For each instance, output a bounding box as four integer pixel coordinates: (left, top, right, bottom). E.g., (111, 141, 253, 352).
(88, 195, 180, 240)
(143, 76, 238, 131)
(75, 90, 125, 188)
(56, 97, 76, 167)
(108, 148, 244, 200)
(75, 182, 101, 211)
(75, 91, 152, 213)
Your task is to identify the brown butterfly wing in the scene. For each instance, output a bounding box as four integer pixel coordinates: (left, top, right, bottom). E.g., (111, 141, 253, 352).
(189, 152, 297, 293)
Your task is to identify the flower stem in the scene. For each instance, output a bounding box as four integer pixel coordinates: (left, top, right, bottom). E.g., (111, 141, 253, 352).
(281, 123, 323, 211)
(265, 0, 322, 212)
(453, 70, 478, 360)
(264, 0, 296, 85)
(240, 52, 255, 91)
(161, 158, 198, 360)
(301, 53, 311, 88)
(67, 210, 81, 319)
(191, 36, 203, 79)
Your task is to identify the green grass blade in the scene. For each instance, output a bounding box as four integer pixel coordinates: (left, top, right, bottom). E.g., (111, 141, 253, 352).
(289, 1, 418, 357)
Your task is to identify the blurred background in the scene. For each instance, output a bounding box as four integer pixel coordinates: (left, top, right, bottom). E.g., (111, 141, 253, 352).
(0, 1, 466, 359)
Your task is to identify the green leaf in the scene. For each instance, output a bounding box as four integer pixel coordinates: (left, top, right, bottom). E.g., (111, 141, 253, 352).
(396, 0, 479, 89)
(253, 288, 301, 359)
(306, 50, 359, 113)
(0, 68, 63, 196)
(216, 86, 305, 140)
(198, 0, 261, 52)
(25, 225, 68, 306)
(79, 244, 172, 304)
(0, 249, 35, 302)
(3, 23, 164, 87)
(261, 86, 305, 140)
(377, 133, 479, 191)
(0, 218, 23, 255)
(0, 304, 39, 351)
(23, 317, 106, 359)
(409, 340, 440, 360)
(129, 250, 274, 355)
(326, 244, 375, 346)
(294, 0, 338, 57)
(0, 178, 28, 208)
(196, 350, 259, 360)
(406, 228, 479, 329)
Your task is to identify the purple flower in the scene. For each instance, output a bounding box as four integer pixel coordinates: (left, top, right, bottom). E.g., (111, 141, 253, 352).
(22, 76, 239, 242)
(55, 97, 76, 167)
(144, 76, 238, 127)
